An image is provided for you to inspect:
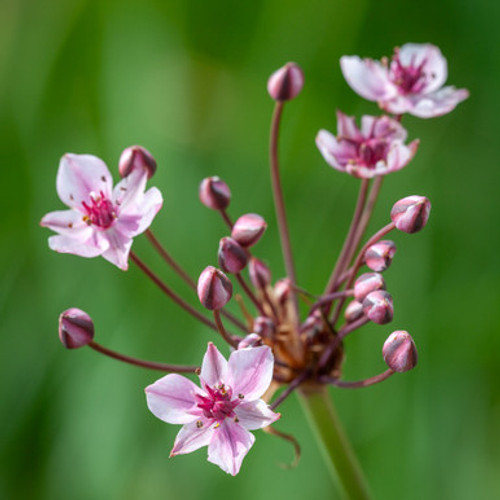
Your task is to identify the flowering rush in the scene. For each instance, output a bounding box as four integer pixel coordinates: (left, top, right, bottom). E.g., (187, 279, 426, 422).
(47, 42, 467, 495)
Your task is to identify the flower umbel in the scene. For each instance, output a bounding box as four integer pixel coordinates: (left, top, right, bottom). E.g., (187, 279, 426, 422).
(41, 153, 163, 270)
(145, 342, 280, 475)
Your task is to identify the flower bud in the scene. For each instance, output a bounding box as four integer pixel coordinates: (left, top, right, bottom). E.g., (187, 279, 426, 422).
(274, 278, 292, 306)
(231, 213, 267, 247)
(364, 240, 397, 272)
(390, 195, 431, 233)
(58, 308, 94, 349)
(218, 237, 248, 274)
(344, 300, 364, 323)
(253, 316, 276, 338)
(362, 290, 394, 325)
(249, 258, 271, 289)
(267, 62, 304, 101)
(238, 333, 263, 349)
(354, 272, 386, 302)
(118, 145, 157, 179)
(383, 330, 418, 372)
(199, 176, 231, 210)
(197, 266, 233, 310)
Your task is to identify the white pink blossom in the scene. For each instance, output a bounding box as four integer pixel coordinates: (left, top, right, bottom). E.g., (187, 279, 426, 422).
(145, 342, 280, 475)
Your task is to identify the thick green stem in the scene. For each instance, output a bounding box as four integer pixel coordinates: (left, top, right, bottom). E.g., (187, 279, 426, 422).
(298, 386, 374, 500)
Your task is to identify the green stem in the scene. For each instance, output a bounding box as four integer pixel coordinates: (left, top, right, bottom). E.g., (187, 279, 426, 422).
(298, 386, 374, 500)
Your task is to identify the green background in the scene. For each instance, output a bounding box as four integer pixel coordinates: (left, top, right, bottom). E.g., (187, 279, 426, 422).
(1, 0, 498, 498)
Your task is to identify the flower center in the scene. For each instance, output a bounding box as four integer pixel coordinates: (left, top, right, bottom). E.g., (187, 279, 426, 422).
(356, 138, 389, 167)
(82, 191, 116, 229)
(196, 384, 239, 422)
(390, 52, 428, 94)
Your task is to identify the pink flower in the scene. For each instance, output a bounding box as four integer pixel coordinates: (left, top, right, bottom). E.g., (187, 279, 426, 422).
(145, 342, 280, 475)
(340, 43, 469, 118)
(316, 111, 419, 178)
(40, 154, 163, 270)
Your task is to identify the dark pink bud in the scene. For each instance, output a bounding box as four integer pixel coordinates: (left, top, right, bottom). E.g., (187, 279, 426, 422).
(391, 196, 431, 234)
(231, 213, 267, 247)
(59, 308, 94, 349)
(383, 330, 418, 372)
(118, 145, 157, 179)
(274, 278, 292, 306)
(218, 237, 248, 274)
(253, 316, 276, 338)
(267, 62, 304, 101)
(344, 300, 364, 323)
(199, 176, 231, 210)
(197, 266, 233, 310)
(354, 272, 386, 302)
(238, 333, 263, 349)
(364, 240, 397, 272)
(249, 258, 271, 289)
(362, 290, 394, 325)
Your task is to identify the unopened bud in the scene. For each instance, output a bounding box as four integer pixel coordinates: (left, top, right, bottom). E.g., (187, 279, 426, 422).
(267, 62, 304, 101)
(344, 300, 364, 323)
(383, 330, 418, 372)
(249, 258, 271, 289)
(199, 176, 231, 210)
(253, 316, 276, 338)
(231, 213, 267, 247)
(274, 278, 292, 306)
(391, 196, 431, 234)
(118, 145, 157, 179)
(59, 308, 94, 349)
(365, 240, 397, 272)
(197, 266, 233, 310)
(218, 237, 248, 274)
(238, 333, 263, 349)
(362, 290, 394, 325)
(354, 272, 386, 302)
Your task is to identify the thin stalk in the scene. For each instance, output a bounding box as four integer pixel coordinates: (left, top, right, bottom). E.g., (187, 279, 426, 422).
(88, 341, 198, 373)
(129, 251, 217, 332)
(236, 273, 267, 316)
(309, 290, 354, 314)
(219, 209, 233, 230)
(269, 101, 299, 321)
(321, 369, 394, 388)
(298, 387, 374, 500)
(213, 310, 239, 348)
(270, 370, 310, 410)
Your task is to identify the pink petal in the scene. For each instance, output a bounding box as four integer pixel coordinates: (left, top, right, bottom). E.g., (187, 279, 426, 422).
(340, 56, 396, 102)
(40, 209, 88, 235)
(227, 346, 274, 401)
(234, 400, 280, 430)
(56, 154, 113, 209)
(145, 373, 203, 424)
(200, 343, 228, 387)
(406, 87, 469, 118)
(385, 139, 419, 172)
(48, 231, 109, 258)
(101, 228, 133, 270)
(316, 130, 352, 171)
(398, 43, 447, 94)
(336, 110, 362, 141)
(112, 168, 148, 209)
(170, 420, 215, 456)
(361, 115, 407, 142)
(134, 187, 163, 234)
(207, 420, 255, 476)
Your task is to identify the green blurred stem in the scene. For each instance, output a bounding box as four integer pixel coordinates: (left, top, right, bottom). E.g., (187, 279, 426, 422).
(298, 387, 374, 500)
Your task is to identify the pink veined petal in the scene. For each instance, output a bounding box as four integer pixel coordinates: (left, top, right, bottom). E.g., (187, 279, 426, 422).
(113, 213, 142, 238)
(112, 168, 148, 210)
(170, 419, 215, 457)
(405, 87, 469, 118)
(340, 56, 396, 102)
(200, 342, 228, 387)
(234, 400, 281, 430)
(134, 187, 163, 235)
(56, 154, 113, 209)
(336, 110, 362, 141)
(227, 345, 274, 401)
(207, 420, 255, 476)
(48, 231, 109, 258)
(397, 43, 448, 94)
(40, 209, 89, 236)
(101, 228, 133, 270)
(361, 115, 408, 142)
(316, 130, 351, 171)
(344, 163, 378, 179)
(385, 139, 419, 172)
(145, 373, 204, 424)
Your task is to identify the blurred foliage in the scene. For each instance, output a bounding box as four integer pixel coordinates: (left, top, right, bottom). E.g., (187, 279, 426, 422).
(1, 0, 499, 499)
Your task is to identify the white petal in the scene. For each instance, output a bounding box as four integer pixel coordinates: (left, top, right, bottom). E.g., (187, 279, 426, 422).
(316, 130, 352, 172)
(227, 346, 274, 401)
(170, 420, 215, 456)
(100, 228, 133, 270)
(200, 343, 228, 387)
(56, 154, 113, 209)
(385, 140, 419, 172)
(361, 115, 407, 142)
(40, 209, 88, 235)
(234, 400, 281, 430)
(336, 110, 362, 141)
(207, 420, 255, 476)
(48, 231, 109, 258)
(406, 87, 469, 118)
(112, 168, 147, 209)
(134, 187, 163, 234)
(340, 56, 396, 102)
(145, 373, 203, 424)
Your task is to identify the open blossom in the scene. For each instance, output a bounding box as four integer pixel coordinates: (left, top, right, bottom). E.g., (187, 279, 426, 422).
(40, 153, 163, 270)
(145, 342, 280, 475)
(340, 43, 469, 118)
(316, 111, 418, 178)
